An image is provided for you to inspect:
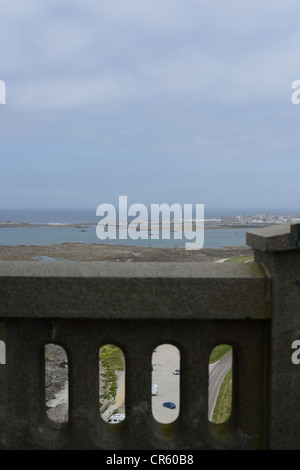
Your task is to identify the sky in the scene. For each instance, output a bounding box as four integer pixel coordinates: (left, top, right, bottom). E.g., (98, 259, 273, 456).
(0, 0, 300, 212)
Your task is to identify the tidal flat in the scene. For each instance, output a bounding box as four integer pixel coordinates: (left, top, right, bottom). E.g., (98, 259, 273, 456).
(0, 242, 253, 263)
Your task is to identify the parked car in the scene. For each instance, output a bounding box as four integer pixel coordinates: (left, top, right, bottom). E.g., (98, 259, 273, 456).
(163, 402, 176, 409)
(173, 369, 180, 375)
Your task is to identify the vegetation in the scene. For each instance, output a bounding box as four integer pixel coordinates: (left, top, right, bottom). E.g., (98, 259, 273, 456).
(225, 255, 254, 263)
(99, 344, 124, 404)
(209, 344, 232, 364)
(211, 368, 232, 424)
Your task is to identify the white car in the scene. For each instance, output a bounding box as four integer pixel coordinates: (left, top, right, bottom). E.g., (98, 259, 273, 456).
(173, 369, 180, 375)
(107, 413, 125, 424)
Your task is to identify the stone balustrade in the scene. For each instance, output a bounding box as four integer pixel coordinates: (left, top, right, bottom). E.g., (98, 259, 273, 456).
(0, 223, 299, 449)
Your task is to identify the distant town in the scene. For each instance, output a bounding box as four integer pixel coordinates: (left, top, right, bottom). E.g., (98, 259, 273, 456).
(206, 212, 300, 227)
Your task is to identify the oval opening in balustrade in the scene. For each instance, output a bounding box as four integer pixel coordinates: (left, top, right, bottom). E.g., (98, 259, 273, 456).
(0, 340, 6, 364)
(152, 344, 180, 424)
(99, 344, 126, 424)
(45, 343, 69, 424)
(208, 344, 232, 424)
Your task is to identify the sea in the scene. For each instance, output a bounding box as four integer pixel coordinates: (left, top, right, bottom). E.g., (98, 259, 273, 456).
(0, 207, 297, 249)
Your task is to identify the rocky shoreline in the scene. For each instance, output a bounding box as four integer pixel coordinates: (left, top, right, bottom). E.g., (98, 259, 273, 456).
(45, 344, 69, 423)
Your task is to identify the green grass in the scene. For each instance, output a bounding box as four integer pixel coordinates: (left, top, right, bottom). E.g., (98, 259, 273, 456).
(211, 368, 232, 424)
(100, 344, 124, 372)
(225, 255, 254, 263)
(209, 344, 232, 364)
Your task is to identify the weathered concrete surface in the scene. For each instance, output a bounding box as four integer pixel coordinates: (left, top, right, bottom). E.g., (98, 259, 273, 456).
(0, 261, 270, 320)
(247, 223, 300, 252)
(249, 223, 300, 449)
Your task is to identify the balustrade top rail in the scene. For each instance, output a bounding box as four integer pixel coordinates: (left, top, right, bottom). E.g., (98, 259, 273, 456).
(0, 260, 270, 320)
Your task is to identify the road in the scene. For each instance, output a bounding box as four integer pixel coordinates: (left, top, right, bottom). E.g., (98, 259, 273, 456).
(151, 344, 232, 423)
(208, 350, 232, 420)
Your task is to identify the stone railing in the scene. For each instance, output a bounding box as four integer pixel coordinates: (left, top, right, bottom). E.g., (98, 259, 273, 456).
(0, 223, 299, 450)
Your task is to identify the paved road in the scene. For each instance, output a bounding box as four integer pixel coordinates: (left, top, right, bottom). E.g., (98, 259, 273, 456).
(151, 345, 232, 423)
(208, 350, 232, 420)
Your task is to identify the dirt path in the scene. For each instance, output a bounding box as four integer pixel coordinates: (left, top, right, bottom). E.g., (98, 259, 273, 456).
(114, 372, 125, 408)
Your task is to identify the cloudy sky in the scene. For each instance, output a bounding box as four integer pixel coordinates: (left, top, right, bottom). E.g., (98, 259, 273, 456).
(0, 0, 300, 212)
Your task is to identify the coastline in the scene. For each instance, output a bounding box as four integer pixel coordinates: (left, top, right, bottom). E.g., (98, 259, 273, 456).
(0, 220, 279, 230)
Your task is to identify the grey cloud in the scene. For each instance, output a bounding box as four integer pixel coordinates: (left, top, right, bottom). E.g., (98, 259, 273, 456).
(1, 0, 300, 208)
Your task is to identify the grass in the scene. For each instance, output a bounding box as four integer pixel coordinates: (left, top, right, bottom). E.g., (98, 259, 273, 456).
(209, 344, 232, 364)
(225, 255, 254, 263)
(211, 368, 232, 424)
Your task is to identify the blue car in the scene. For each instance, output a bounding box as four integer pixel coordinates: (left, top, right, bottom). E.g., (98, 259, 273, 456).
(163, 402, 176, 409)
